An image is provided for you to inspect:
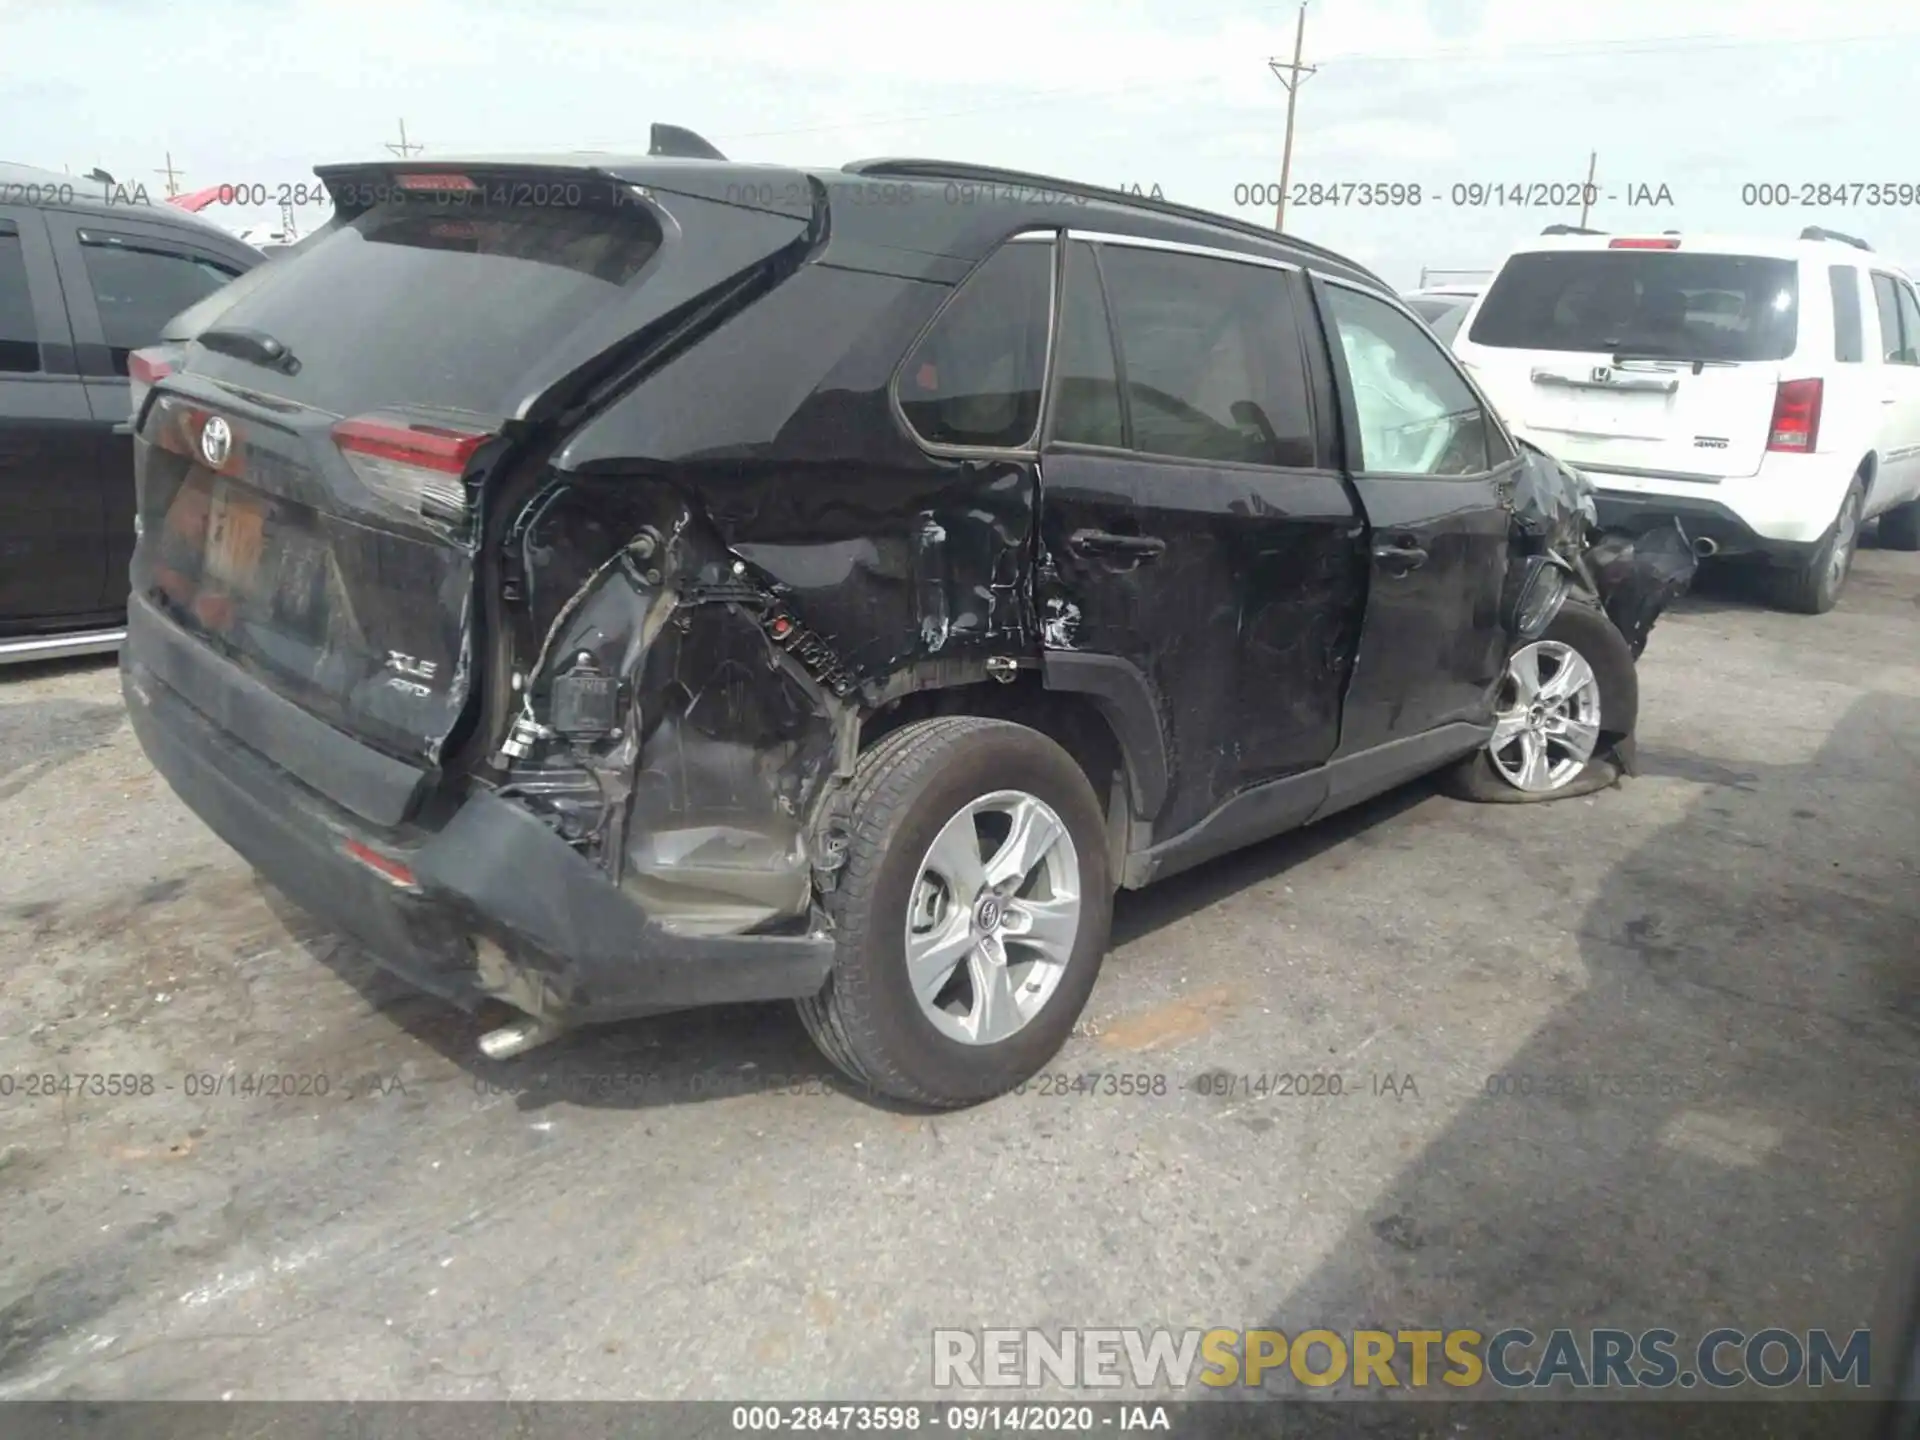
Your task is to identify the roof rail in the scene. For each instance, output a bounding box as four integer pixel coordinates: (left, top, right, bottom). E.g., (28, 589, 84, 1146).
(1540, 224, 1606, 237)
(1799, 225, 1871, 252)
(649, 123, 727, 161)
(840, 158, 1389, 288)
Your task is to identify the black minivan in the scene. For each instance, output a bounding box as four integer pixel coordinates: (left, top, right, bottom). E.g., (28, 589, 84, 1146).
(0, 163, 261, 662)
(120, 135, 1643, 1106)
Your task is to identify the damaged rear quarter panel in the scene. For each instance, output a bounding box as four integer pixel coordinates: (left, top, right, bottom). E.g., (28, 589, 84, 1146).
(500, 262, 1041, 934)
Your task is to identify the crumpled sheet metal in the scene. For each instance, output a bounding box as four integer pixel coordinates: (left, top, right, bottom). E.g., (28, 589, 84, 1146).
(1582, 517, 1697, 661)
(1511, 441, 1598, 548)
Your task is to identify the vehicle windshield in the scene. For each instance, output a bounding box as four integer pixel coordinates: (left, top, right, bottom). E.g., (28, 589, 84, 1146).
(1468, 249, 1799, 361)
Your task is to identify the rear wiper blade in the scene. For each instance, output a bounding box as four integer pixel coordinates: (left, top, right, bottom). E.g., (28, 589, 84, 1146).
(1610, 350, 1738, 374)
(196, 325, 300, 375)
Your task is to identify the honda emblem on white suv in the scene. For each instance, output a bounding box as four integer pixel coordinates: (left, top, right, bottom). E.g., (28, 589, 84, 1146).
(200, 416, 232, 468)
(1589, 366, 1611, 384)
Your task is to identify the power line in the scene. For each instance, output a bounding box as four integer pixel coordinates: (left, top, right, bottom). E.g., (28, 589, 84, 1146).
(384, 119, 424, 159)
(709, 28, 1916, 144)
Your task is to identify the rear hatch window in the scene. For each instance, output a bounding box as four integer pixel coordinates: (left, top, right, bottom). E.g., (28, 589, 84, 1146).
(1456, 249, 1800, 481)
(1467, 249, 1799, 362)
(185, 201, 663, 419)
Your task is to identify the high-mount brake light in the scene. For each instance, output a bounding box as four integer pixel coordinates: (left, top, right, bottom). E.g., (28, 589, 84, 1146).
(394, 173, 478, 192)
(1767, 378, 1823, 453)
(332, 415, 492, 526)
(1608, 237, 1682, 249)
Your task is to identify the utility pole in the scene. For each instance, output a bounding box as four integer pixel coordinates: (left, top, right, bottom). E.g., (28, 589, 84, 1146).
(384, 119, 424, 159)
(154, 151, 184, 198)
(1268, 2, 1318, 232)
(1578, 150, 1597, 229)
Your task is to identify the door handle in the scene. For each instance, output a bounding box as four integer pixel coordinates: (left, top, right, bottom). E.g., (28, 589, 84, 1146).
(1068, 529, 1167, 561)
(112, 422, 134, 435)
(1373, 537, 1429, 573)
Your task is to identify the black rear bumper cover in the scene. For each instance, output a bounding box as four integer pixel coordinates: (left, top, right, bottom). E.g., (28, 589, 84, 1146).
(121, 601, 834, 1024)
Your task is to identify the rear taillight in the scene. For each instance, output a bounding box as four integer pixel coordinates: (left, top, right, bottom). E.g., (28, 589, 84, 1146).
(1608, 237, 1681, 249)
(128, 347, 174, 424)
(332, 414, 493, 527)
(1767, 378, 1823, 453)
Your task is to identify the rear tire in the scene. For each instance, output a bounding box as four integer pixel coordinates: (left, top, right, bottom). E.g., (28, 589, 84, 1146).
(1440, 601, 1638, 805)
(1879, 498, 1920, 552)
(1771, 478, 1865, 614)
(797, 717, 1112, 1109)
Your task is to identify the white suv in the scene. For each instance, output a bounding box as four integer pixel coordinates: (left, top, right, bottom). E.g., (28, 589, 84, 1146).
(1451, 226, 1920, 612)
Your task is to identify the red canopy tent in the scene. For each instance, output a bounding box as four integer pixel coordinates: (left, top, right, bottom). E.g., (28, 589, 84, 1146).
(166, 184, 226, 213)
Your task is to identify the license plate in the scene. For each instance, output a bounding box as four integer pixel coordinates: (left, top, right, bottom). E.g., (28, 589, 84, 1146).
(204, 481, 266, 591)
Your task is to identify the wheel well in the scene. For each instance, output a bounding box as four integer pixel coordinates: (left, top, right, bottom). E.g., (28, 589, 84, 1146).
(861, 675, 1128, 820)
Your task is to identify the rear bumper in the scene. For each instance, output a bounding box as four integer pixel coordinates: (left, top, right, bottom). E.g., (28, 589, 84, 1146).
(121, 598, 834, 1025)
(1581, 449, 1853, 551)
(1591, 490, 1821, 564)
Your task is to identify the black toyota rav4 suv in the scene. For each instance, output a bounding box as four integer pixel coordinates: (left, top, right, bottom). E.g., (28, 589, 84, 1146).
(122, 132, 1644, 1107)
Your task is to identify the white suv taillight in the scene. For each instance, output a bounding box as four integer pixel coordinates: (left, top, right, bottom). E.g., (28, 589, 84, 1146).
(1767, 378, 1823, 453)
(332, 415, 493, 527)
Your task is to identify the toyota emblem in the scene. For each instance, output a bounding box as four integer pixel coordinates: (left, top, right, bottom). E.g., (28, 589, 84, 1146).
(200, 416, 232, 468)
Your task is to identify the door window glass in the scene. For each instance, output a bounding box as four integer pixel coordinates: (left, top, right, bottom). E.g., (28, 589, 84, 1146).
(897, 238, 1053, 449)
(1829, 265, 1863, 362)
(78, 236, 239, 374)
(1897, 284, 1920, 368)
(1325, 284, 1490, 475)
(1097, 245, 1314, 468)
(0, 232, 40, 373)
(1048, 240, 1125, 448)
(1871, 273, 1912, 364)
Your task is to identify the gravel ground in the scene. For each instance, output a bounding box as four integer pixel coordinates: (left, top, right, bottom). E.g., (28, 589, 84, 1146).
(0, 544, 1915, 1407)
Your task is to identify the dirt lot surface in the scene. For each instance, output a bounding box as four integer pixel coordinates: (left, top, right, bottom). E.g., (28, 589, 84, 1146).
(1, 547, 1915, 1405)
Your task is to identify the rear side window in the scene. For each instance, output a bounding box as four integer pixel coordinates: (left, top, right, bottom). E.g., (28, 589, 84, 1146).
(1899, 284, 1920, 366)
(1049, 241, 1125, 448)
(1325, 284, 1491, 477)
(1872, 274, 1914, 364)
(187, 202, 664, 418)
(0, 230, 39, 373)
(78, 235, 239, 374)
(1469, 250, 1799, 362)
(1096, 245, 1314, 468)
(898, 238, 1053, 450)
(1829, 265, 1863, 362)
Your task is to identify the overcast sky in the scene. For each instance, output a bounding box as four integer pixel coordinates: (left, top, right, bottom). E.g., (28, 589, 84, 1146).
(6, 0, 1920, 286)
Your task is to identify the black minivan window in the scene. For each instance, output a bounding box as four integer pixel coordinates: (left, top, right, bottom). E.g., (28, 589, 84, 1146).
(0, 233, 39, 373)
(1097, 245, 1314, 468)
(79, 238, 239, 374)
(898, 238, 1053, 450)
(1470, 250, 1799, 361)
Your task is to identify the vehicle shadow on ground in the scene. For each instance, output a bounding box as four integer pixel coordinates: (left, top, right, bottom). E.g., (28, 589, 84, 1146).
(1231, 690, 1920, 1426)
(269, 781, 1442, 1119)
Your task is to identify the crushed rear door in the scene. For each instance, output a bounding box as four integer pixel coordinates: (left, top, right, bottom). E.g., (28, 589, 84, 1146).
(130, 162, 814, 784)
(1457, 248, 1797, 479)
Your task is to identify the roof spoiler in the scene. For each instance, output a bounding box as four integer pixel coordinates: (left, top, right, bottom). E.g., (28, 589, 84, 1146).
(1540, 224, 1606, 236)
(649, 123, 727, 161)
(1800, 225, 1871, 252)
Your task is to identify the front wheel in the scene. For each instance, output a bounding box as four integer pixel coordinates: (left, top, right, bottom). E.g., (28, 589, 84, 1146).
(797, 716, 1113, 1108)
(1439, 601, 1639, 804)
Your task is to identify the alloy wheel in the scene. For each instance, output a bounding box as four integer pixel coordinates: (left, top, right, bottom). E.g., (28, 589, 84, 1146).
(903, 790, 1082, 1045)
(1489, 640, 1603, 793)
